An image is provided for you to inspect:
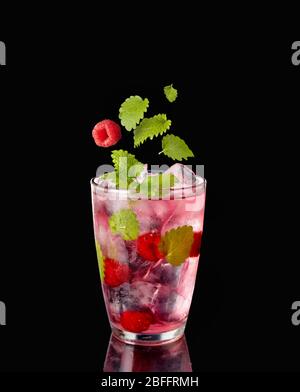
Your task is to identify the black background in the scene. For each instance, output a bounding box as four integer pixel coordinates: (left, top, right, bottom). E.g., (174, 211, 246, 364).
(0, 16, 299, 376)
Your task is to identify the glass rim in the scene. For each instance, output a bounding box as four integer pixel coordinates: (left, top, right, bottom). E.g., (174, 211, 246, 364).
(90, 174, 206, 198)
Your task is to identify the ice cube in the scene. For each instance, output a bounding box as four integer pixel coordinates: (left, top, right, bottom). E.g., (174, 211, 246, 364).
(128, 281, 159, 309)
(126, 241, 151, 279)
(153, 287, 190, 322)
(141, 259, 181, 287)
(107, 281, 159, 316)
(132, 200, 162, 233)
(153, 199, 179, 222)
(106, 283, 131, 320)
(132, 199, 153, 217)
(164, 163, 197, 186)
(151, 260, 198, 322)
(97, 224, 128, 263)
(104, 199, 130, 216)
(161, 194, 205, 234)
(132, 198, 180, 233)
(160, 263, 182, 286)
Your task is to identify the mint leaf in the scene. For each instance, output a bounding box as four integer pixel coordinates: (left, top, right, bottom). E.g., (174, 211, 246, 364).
(101, 171, 117, 183)
(119, 96, 149, 131)
(109, 209, 140, 240)
(159, 225, 194, 266)
(111, 150, 143, 173)
(95, 241, 105, 281)
(111, 150, 144, 188)
(134, 114, 171, 147)
(161, 134, 194, 161)
(164, 84, 178, 102)
(139, 173, 177, 198)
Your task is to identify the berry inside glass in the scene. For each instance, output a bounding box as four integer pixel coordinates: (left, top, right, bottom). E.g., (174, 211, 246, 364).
(91, 170, 206, 345)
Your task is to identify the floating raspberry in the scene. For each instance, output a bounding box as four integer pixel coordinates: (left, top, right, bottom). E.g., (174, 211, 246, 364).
(104, 258, 129, 287)
(137, 232, 164, 262)
(120, 309, 154, 333)
(92, 119, 121, 147)
(189, 231, 202, 257)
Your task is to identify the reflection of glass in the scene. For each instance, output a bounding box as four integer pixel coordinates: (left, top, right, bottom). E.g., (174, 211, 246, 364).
(103, 334, 192, 372)
(91, 175, 206, 345)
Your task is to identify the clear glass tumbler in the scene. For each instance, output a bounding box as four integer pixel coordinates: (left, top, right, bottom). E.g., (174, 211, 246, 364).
(91, 174, 206, 345)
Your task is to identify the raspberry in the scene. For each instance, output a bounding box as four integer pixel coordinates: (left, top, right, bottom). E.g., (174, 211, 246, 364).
(104, 258, 129, 287)
(92, 119, 121, 147)
(189, 231, 202, 257)
(137, 232, 164, 262)
(120, 310, 154, 333)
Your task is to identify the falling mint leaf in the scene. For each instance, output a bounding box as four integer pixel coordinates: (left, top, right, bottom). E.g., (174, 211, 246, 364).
(111, 150, 143, 173)
(164, 84, 178, 103)
(109, 209, 140, 240)
(95, 241, 105, 281)
(161, 134, 194, 161)
(119, 96, 149, 131)
(111, 150, 144, 188)
(159, 225, 194, 266)
(134, 114, 171, 147)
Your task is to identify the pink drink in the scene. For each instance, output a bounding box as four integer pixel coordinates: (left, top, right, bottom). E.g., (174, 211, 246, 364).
(91, 173, 206, 345)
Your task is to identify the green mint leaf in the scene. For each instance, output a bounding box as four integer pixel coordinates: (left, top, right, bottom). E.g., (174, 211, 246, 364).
(95, 241, 105, 281)
(159, 225, 194, 266)
(101, 171, 117, 183)
(164, 84, 178, 102)
(139, 173, 177, 198)
(134, 114, 171, 147)
(119, 96, 149, 131)
(111, 150, 143, 173)
(109, 209, 140, 240)
(111, 150, 144, 188)
(161, 134, 194, 161)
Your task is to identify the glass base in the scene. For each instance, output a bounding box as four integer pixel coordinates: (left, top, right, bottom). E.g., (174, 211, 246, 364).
(111, 324, 186, 346)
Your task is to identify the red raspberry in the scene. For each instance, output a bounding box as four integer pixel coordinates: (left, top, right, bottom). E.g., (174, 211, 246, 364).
(92, 119, 121, 147)
(104, 258, 129, 287)
(120, 310, 154, 333)
(189, 231, 203, 257)
(137, 232, 164, 262)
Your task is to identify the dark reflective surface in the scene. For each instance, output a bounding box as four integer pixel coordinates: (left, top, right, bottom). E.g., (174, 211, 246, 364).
(103, 334, 192, 372)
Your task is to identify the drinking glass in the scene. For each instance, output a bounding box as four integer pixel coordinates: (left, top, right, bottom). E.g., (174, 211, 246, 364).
(91, 174, 206, 345)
